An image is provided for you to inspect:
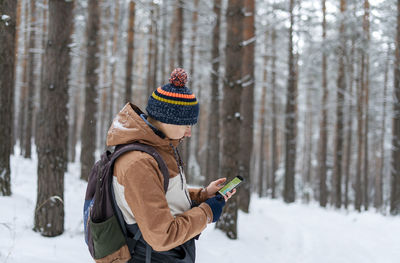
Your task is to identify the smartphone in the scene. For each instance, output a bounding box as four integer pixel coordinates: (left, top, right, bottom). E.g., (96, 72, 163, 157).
(218, 176, 244, 196)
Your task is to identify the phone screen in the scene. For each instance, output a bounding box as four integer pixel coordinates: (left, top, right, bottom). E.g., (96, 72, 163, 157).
(218, 176, 243, 196)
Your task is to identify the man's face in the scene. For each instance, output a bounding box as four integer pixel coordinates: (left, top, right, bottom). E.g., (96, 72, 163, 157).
(160, 123, 192, 140)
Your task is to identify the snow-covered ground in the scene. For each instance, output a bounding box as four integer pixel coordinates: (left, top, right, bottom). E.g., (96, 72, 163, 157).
(1, 153, 400, 263)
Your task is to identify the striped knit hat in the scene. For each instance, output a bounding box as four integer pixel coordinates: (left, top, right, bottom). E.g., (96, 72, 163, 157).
(146, 68, 199, 125)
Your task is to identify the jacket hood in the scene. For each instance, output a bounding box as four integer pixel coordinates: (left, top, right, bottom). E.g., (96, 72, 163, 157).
(106, 103, 180, 148)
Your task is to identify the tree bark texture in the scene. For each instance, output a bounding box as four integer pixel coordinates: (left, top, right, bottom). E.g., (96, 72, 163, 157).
(125, 0, 135, 103)
(332, 0, 346, 209)
(344, 34, 356, 209)
(205, 0, 222, 185)
(362, 0, 370, 211)
(80, 0, 100, 181)
(0, 0, 17, 196)
(161, 0, 168, 80)
(283, 0, 297, 203)
(355, 52, 364, 212)
(270, 28, 278, 199)
(176, 0, 184, 67)
(216, 0, 243, 240)
(23, 0, 36, 158)
(146, 4, 155, 98)
(11, 0, 21, 154)
(375, 44, 390, 210)
(98, 3, 111, 150)
(152, 3, 159, 94)
(390, 0, 400, 215)
(109, 0, 120, 125)
(34, 0, 74, 236)
(258, 51, 267, 198)
(35, 0, 47, 147)
(239, 0, 255, 212)
(18, 1, 29, 155)
(318, 0, 328, 207)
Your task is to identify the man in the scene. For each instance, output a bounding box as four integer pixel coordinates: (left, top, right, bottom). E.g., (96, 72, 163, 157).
(107, 68, 235, 262)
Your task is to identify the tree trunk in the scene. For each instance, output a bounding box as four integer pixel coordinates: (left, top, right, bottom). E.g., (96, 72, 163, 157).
(152, 3, 159, 92)
(69, 93, 79, 163)
(0, 0, 17, 196)
(189, 0, 198, 87)
(205, 0, 222, 184)
(318, 0, 328, 207)
(23, 0, 36, 159)
(258, 49, 268, 198)
(34, 0, 74, 236)
(109, 0, 120, 125)
(98, 3, 111, 150)
(283, 0, 297, 203)
(173, 0, 189, 179)
(146, 4, 155, 98)
(125, 0, 135, 103)
(69, 58, 84, 163)
(239, 0, 255, 212)
(362, 0, 370, 211)
(344, 31, 356, 209)
(168, 0, 178, 72)
(390, 0, 400, 215)
(191, 0, 201, 169)
(161, 0, 168, 80)
(331, 0, 346, 209)
(216, 0, 243, 240)
(302, 79, 313, 203)
(176, 0, 184, 67)
(80, 0, 100, 181)
(271, 27, 278, 199)
(355, 51, 364, 212)
(11, 0, 22, 154)
(18, 0, 29, 155)
(35, 0, 47, 147)
(375, 44, 390, 210)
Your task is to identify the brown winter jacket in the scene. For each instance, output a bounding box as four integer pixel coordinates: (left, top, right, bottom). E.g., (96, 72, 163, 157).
(106, 103, 213, 252)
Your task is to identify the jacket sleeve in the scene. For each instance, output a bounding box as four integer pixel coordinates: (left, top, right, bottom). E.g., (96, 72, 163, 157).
(117, 152, 213, 252)
(188, 188, 209, 204)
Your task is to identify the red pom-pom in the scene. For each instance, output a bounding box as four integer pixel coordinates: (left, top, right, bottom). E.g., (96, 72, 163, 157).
(169, 68, 188, 87)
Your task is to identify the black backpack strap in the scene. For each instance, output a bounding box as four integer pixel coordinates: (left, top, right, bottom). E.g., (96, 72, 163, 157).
(145, 243, 152, 263)
(109, 142, 170, 257)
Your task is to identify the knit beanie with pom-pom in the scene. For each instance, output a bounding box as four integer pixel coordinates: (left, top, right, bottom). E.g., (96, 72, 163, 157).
(146, 68, 199, 125)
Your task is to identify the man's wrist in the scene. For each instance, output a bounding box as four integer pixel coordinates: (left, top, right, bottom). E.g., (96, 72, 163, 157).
(203, 187, 209, 198)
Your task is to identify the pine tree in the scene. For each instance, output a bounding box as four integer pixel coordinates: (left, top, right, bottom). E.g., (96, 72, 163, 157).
(34, 0, 74, 236)
(125, 0, 135, 103)
(238, 0, 255, 212)
(283, 0, 298, 203)
(258, 39, 268, 198)
(216, 0, 244, 239)
(375, 44, 391, 210)
(362, 0, 370, 211)
(390, 0, 400, 215)
(205, 0, 222, 184)
(318, 0, 328, 207)
(332, 0, 347, 209)
(80, 0, 100, 181)
(0, 0, 18, 196)
(23, 0, 37, 159)
(270, 26, 278, 199)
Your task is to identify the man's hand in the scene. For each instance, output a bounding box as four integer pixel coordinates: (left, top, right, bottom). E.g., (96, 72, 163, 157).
(205, 178, 236, 201)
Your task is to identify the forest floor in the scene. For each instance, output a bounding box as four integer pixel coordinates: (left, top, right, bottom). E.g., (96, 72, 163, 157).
(1, 151, 400, 263)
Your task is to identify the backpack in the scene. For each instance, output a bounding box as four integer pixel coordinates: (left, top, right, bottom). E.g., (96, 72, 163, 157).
(83, 142, 169, 263)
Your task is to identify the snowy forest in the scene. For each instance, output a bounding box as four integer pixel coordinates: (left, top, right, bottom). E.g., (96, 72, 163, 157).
(1, 0, 400, 261)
